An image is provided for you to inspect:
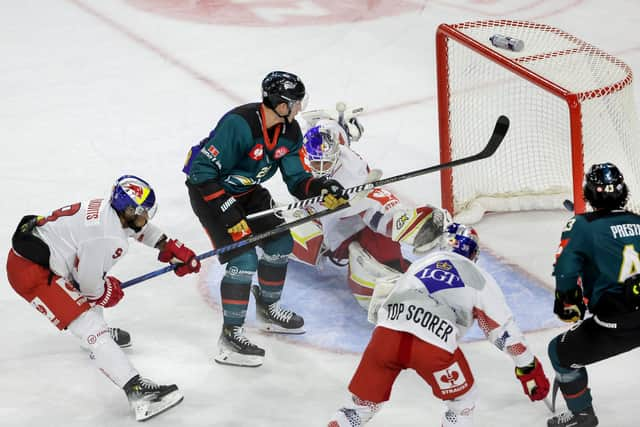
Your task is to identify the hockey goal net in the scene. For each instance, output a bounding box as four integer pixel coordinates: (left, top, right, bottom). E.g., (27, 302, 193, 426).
(436, 20, 640, 223)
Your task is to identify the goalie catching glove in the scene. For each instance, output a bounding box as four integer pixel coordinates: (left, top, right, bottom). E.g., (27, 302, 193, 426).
(391, 206, 449, 252)
(515, 357, 550, 401)
(157, 238, 201, 277)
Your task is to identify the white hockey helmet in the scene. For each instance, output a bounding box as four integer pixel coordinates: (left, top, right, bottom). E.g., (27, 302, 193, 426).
(302, 119, 348, 177)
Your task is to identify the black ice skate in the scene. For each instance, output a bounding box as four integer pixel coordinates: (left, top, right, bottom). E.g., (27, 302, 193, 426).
(110, 327, 131, 348)
(123, 375, 183, 422)
(252, 285, 305, 334)
(547, 406, 598, 427)
(213, 325, 265, 367)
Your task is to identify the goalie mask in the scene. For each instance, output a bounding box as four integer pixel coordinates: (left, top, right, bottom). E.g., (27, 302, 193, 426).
(303, 119, 348, 177)
(583, 162, 628, 210)
(111, 175, 158, 226)
(443, 222, 479, 262)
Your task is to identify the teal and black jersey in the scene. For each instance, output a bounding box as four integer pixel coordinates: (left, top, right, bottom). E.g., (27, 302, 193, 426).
(554, 210, 640, 310)
(186, 102, 312, 197)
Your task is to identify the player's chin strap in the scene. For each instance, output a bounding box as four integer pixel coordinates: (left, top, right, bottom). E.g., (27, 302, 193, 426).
(120, 115, 509, 289)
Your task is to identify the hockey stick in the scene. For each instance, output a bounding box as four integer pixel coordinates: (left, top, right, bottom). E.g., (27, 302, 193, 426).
(247, 115, 510, 221)
(563, 199, 575, 212)
(121, 115, 509, 289)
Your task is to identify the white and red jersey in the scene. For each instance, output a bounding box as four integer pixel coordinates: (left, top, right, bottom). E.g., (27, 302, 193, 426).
(375, 250, 534, 366)
(32, 198, 164, 299)
(316, 145, 407, 251)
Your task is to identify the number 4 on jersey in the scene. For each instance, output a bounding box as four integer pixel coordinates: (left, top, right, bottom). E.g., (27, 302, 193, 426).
(618, 244, 640, 282)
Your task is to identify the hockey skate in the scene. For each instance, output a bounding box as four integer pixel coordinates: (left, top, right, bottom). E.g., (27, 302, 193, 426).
(547, 406, 598, 427)
(123, 374, 183, 422)
(213, 325, 265, 367)
(252, 285, 305, 334)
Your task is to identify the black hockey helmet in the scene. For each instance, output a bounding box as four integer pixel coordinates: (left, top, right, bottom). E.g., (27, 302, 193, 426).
(262, 71, 306, 110)
(583, 162, 629, 210)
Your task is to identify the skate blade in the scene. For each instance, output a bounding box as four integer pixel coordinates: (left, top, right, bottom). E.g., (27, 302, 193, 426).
(134, 390, 184, 422)
(213, 351, 264, 367)
(259, 323, 306, 334)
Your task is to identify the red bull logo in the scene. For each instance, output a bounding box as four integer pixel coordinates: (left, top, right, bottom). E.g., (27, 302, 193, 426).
(124, 183, 150, 204)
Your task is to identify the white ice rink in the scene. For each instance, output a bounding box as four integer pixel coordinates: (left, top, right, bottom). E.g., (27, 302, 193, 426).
(2, 1, 640, 426)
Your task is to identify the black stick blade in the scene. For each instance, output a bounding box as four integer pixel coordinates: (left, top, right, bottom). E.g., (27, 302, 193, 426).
(479, 115, 509, 158)
(563, 199, 575, 212)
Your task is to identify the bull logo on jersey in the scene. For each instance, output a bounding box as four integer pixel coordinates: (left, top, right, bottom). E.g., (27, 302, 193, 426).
(414, 260, 464, 294)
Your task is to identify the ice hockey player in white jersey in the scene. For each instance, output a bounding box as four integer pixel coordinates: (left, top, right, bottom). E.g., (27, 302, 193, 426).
(6, 175, 201, 422)
(292, 108, 448, 308)
(327, 223, 550, 427)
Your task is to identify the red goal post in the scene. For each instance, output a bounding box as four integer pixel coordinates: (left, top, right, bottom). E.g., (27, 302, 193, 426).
(436, 20, 640, 223)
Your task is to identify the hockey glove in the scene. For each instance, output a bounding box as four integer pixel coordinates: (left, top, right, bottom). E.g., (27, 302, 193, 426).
(318, 179, 349, 210)
(91, 276, 124, 308)
(227, 219, 252, 242)
(158, 238, 201, 277)
(515, 357, 550, 401)
(553, 288, 586, 322)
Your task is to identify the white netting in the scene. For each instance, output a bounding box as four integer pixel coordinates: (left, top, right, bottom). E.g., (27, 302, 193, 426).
(438, 20, 640, 223)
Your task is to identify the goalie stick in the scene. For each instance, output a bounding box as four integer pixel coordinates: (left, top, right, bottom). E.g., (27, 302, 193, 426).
(247, 115, 510, 221)
(121, 115, 509, 289)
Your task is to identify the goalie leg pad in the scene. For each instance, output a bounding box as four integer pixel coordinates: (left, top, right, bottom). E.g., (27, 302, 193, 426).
(289, 219, 324, 266)
(348, 241, 403, 310)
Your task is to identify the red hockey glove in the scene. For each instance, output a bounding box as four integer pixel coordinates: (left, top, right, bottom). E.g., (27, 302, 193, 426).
(515, 357, 550, 401)
(91, 276, 124, 308)
(158, 238, 201, 277)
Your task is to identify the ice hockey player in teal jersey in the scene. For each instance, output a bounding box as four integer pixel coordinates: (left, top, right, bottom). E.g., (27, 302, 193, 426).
(548, 162, 640, 427)
(184, 71, 349, 367)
